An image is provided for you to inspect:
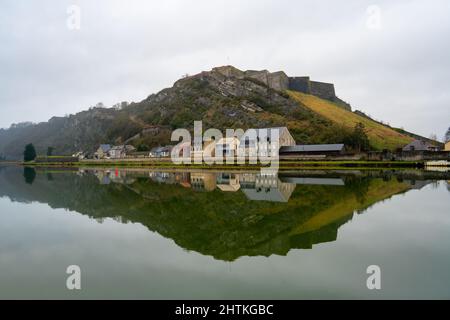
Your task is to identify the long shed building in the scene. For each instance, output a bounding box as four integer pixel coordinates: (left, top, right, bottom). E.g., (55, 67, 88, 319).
(279, 144, 345, 156)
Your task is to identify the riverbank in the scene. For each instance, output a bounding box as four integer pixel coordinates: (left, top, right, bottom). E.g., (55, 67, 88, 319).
(3, 159, 437, 170)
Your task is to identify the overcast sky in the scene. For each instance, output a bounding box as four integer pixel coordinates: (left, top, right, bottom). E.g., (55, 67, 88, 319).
(0, 0, 449, 139)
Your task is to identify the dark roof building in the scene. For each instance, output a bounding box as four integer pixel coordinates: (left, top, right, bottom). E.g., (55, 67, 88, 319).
(402, 140, 439, 152)
(280, 144, 345, 154)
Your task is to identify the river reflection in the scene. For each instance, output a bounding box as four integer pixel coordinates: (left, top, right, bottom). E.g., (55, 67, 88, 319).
(0, 165, 447, 262)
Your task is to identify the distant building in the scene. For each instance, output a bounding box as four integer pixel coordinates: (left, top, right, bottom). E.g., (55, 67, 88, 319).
(171, 141, 192, 159)
(192, 140, 215, 159)
(149, 145, 173, 158)
(402, 140, 439, 152)
(280, 144, 345, 155)
(109, 146, 125, 159)
(214, 137, 241, 157)
(94, 144, 112, 159)
(445, 141, 450, 151)
(72, 151, 85, 160)
(109, 145, 136, 159)
(241, 127, 296, 157)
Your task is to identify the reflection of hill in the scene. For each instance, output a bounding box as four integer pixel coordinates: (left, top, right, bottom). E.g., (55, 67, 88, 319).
(0, 166, 416, 261)
(290, 178, 410, 238)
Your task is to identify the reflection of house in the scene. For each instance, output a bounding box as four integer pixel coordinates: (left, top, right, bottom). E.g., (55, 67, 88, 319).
(149, 171, 177, 184)
(94, 144, 111, 159)
(190, 173, 217, 191)
(174, 172, 191, 188)
(109, 170, 136, 184)
(240, 174, 296, 202)
(402, 140, 439, 152)
(216, 173, 240, 192)
(239, 173, 257, 187)
(95, 170, 111, 184)
(95, 169, 136, 185)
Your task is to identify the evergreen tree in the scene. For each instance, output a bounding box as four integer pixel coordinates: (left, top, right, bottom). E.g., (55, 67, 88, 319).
(47, 146, 54, 156)
(23, 143, 37, 162)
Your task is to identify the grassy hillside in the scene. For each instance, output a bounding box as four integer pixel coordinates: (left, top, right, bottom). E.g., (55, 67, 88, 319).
(288, 91, 413, 150)
(0, 66, 422, 159)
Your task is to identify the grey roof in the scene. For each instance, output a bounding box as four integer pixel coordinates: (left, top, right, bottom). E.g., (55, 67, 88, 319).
(280, 144, 344, 152)
(110, 145, 125, 151)
(151, 145, 173, 153)
(402, 140, 438, 151)
(99, 144, 111, 152)
(111, 145, 135, 152)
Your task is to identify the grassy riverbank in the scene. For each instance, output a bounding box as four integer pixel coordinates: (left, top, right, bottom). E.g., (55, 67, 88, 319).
(10, 159, 428, 170)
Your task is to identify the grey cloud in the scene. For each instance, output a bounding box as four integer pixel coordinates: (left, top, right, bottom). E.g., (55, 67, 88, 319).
(0, 0, 449, 138)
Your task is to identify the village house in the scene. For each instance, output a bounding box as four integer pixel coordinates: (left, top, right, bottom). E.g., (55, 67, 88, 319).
(186, 127, 296, 161)
(109, 145, 136, 159)
(94, 144, 112, 159)
(192, 140, 214, 159)
(402, 140, 440, 152)
(71, 151, 85, 160)
(171, 141, 192, 159)
(213, 137, 241, 157)
(240, 127, 296, 157)
(149, 145, 173, 158)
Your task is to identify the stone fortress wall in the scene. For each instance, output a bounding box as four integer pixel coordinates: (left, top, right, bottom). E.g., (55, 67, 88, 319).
(212, 66, 350, 110)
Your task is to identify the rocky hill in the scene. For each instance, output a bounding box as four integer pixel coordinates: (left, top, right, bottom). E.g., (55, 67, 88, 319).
(0, 66, 420, 159)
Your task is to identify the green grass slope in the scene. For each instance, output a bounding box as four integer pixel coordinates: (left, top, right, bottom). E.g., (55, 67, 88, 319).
(288, 91, 413, 150)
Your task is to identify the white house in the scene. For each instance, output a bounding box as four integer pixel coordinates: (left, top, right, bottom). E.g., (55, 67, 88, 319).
(109, 145, 136, 159)
(94, 144, 112, 159)
(240, 127, 296, 157)
(149, 145, 173, 158)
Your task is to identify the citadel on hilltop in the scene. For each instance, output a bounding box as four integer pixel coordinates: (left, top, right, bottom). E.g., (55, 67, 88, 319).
(212, 65, 351, 110)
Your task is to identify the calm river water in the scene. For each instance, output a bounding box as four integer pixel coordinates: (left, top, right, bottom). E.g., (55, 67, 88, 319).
(0, 165, 449, 299)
